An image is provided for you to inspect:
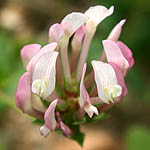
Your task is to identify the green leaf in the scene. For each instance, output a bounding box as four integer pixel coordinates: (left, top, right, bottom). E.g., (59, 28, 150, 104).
(85, 113, 110, 123)
(73, 118, 86, 125)
(40, 98, 50, 108)
(71, 125, 85, 147)
(32, 119, 44, 125)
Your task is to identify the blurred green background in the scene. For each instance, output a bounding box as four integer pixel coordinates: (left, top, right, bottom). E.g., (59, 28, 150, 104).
(0, 0, 149, 149)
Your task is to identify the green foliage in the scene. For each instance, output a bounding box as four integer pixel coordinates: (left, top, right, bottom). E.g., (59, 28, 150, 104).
(32, 119, 44, 125)
(74, 113, 110, 125)
(71, 125, 85, 147)
(126, 126, 150, 150)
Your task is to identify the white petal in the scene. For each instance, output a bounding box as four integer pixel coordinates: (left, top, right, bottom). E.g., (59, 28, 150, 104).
(84, 104, 99, 118)
(40, 125, 50, 137)
(85, 5, 114, 26)
(26, 42, 57, 73)
(32, 51, 58, 99)
(110, 85, 122, 98)
(61, 12, 88, 37)
(92, 61, 119, 103)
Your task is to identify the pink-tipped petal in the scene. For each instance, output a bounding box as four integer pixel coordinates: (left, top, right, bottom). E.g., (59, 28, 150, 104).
(117, 41, 134, 69)
(32, 51, 58, 99)
(61, 12, 88, 37)
(21, 44, 41, 67)
(49, 23, 64, 42)
(26, 42, 57, 73)
(85, 5, 114, 26)
(72, 25, 86, 51)
(103, 40, 129, 72)
(108, 19, 126, 42)
(80, 63, 98, 117)
(16, 72, 31, 112)
(44, 99, 58, 131)
(109, 62, 128, 96)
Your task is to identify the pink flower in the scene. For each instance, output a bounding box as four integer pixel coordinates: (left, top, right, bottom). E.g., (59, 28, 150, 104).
(103, 40, 134, 75)
(16, 72, 45, 118)
(79, 63, 98, 118)
(40, 99, 58, 137)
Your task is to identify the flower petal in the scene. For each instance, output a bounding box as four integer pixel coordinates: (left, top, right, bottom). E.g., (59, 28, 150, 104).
(32, 51, 58, 99)
(31, 94, 47, 113)
(79, 63, 89, 108)
(26, 42, 57, 73)
(108, 19, 126, 42)
(40, 125, 50, 138)
(103, 40, 129, 72)
(44, 99, 58, 131)
(92, 61, 122, 103)
(49, 23, 64, 42)
(85, 5, 114, 26)
(109, 62, 128, 96)
(16, 72, 43, 118)
(16, 72, 31, 112)
(79, 63, 98, 117)
(71, 25, 86, 51)
(61, 12, 88, 37)
(84, 104, 99, 118)
(21, 44, 41, 67)
(117, 41, 134, 69)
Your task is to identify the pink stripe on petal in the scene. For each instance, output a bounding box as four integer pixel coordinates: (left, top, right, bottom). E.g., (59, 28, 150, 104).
(117, 41, 134, 69)
(44, 99, 58, 131)
(21, 44, 41, 67)
(16, 72, 31, 112)
(109, 62, 128, 96)
(26, 42, 57, 73)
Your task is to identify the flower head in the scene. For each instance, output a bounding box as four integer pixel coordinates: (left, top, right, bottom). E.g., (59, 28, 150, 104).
(16, 5, 134, 146)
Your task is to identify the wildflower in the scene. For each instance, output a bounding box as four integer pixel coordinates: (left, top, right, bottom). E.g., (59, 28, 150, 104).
(103, 39, 134, 75)
(16, 5, 134, 146)
(31, 51, 58, 99)
(40, 99, 58, 137)
(92, 61, 122, 104)
(16, 72, 45, 119)
(79, 63, 98, 117)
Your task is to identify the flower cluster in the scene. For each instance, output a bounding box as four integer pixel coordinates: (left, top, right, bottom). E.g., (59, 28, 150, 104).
(16, 5, 134, 145)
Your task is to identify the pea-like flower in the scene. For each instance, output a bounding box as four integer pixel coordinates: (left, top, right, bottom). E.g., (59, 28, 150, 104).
(16, 5, 134, 146)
